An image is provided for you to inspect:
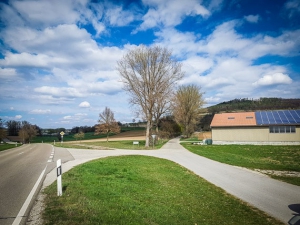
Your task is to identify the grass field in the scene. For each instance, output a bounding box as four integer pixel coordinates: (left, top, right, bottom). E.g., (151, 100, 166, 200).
(181, 143, 300, 186)
(0, 143, 18, 152)
(59, 139, 167, 150)
(43, 156, 282, 225)
(31, 132, 109, 143)
(32, 128, 146, 143)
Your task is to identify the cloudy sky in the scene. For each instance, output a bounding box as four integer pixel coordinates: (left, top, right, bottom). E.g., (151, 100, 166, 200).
(0, 0, 299, 128)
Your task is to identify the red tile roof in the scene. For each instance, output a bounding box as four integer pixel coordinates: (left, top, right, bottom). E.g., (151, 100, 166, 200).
(210, 112, 256, 127)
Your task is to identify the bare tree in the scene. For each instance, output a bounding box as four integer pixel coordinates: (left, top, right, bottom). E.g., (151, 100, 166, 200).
(95, 107, 120, 142)
(173, 85, 205, 138)
(117, 45, 184, 147)
(18, 121, 38, 143)
(0, 118, 7, 141)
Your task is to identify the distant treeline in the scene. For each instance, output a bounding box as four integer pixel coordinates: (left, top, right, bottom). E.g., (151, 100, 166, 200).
(207, 97, 300, 113)
(199, 97, 300, 131)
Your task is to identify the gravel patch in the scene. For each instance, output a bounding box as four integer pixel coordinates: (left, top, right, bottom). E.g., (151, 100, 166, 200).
(255, 169, 300, 177)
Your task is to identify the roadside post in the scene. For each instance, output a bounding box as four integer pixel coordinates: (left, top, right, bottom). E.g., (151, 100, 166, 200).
(151, 134, 156, 149)
(57, 159, 62, 196)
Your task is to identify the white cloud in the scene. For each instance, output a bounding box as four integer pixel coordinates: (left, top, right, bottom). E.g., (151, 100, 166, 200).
(253, 73, 293, 86)
(137, 0, 210, 31)
(63, 115, 72, 120)
(105, 5, 136, 26)
(15, 115, 22, 120)
(11, 0, 83, 26)
(79, 101, 91, 108)
(244, 14, 260, 23)
(284, 0, 300, 18)
(30, 109, 51, 114)
(0, 68, 17, 79)
(34, 86, 84, 98)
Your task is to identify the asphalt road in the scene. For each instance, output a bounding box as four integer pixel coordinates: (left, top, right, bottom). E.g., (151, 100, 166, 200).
(0, 144, 53, 225)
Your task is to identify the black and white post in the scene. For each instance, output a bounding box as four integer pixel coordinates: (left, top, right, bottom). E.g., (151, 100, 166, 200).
(57, 159, 62, 196)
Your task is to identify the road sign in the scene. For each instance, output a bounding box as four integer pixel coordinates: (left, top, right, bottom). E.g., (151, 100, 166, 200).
(60, 131, 65, 143)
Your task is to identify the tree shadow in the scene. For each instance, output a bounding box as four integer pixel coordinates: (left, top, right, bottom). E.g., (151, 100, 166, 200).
(62, 185, 68, 192)
(289, 204, 300, 225)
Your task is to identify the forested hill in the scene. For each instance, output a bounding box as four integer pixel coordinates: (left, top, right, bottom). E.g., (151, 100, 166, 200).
(207, 98, 300, 113)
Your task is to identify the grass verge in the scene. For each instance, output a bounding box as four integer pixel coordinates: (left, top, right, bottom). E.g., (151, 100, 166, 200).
(43, 155, 282, 225)
(56, 140, 168, 150)
(0, 143, 18, 152)
(181, 143, 300, 186)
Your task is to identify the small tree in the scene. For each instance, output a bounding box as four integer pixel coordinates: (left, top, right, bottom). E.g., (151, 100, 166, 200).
(18, 122, 38, 143)
(95, 107, 120, 142)
(173, 85, 205, 138)
(74, 131, 85, 142)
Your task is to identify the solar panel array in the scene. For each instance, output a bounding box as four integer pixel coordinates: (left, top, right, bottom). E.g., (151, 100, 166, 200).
(255, 110, 300, 125)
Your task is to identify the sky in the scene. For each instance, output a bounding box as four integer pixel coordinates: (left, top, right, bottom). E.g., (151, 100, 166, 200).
(0, 0, 299, 129)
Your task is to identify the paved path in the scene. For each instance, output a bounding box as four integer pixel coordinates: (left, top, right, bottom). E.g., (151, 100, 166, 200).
(43, 138, 300, 224)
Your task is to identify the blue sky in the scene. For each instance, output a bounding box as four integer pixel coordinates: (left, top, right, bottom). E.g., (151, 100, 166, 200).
(0, 0, 299, 129)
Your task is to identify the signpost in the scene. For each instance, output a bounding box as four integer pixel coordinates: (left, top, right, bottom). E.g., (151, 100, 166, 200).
(57, 159, 62, 196)
(60, 131, 65, 144)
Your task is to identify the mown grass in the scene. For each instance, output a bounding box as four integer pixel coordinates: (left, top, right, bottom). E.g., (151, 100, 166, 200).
(0, 143, 18, 152)
(81, 140, 167, 150)
(32, 128, 146, 143)
(43, 156, 282, 225)
(181, 143, 300, 186)
(31, 132, 109, 143)
(57, 140, 168, 150)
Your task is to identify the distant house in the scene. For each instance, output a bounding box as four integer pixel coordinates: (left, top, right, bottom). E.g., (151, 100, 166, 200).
(210, 110, 300, 144)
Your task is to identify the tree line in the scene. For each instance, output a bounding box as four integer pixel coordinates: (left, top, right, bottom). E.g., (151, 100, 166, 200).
(0, 119, 41, 143)
(208, 97, 300, 113)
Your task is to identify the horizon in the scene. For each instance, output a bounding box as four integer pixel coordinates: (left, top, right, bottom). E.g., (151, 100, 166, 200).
(0, 0, 299, 128)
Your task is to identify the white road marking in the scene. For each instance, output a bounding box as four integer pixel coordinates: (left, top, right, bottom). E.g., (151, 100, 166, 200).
(12, 167, 46, 225)
(18, 152, 24, 155)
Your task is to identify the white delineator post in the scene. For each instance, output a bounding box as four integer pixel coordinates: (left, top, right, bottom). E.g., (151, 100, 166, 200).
(57, 159, 62, 196)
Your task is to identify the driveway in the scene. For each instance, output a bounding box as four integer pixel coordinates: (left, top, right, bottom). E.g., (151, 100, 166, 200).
(38, 138, 300, 224)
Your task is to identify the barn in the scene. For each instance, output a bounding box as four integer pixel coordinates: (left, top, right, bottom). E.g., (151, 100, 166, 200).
(210, 110, 300, 144)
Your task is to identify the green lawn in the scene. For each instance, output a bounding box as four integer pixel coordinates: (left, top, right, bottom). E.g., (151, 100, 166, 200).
(0, 143, 18, 152)
(181, 143, 300, 186)
(31, 132, 110, 143)
(43, 156, 282, 225)
(63, 139, 168, 150)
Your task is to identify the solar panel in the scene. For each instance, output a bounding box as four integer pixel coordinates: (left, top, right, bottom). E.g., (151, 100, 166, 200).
(268, 111, 276, 124)
(255, 111, 263, 125)
(290, 110, 300, 123)
(279, 111, 289, 124)
(255, 110, 300, 125)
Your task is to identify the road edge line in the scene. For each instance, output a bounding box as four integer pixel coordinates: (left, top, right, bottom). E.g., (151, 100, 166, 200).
(12, 167, 46, 225)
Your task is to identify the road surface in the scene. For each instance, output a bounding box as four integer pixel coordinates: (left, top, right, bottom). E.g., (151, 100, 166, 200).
(0, 144, 52, 225)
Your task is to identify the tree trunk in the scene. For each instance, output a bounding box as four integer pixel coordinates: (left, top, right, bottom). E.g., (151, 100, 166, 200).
(145, 120, 151, 147)
(106, 132, 109, 142)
